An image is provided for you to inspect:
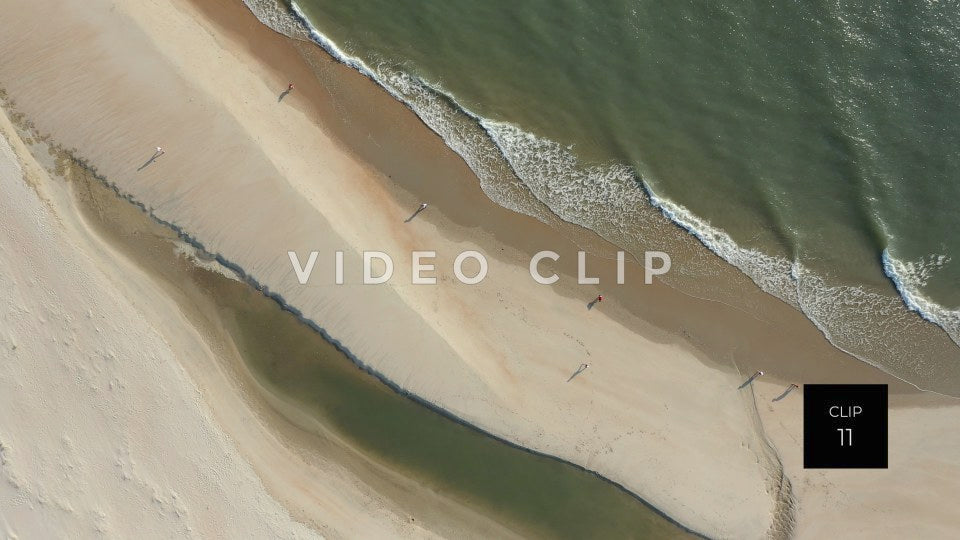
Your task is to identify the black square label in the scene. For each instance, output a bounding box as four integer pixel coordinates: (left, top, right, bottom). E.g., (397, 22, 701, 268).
(803, 384, 887, 468)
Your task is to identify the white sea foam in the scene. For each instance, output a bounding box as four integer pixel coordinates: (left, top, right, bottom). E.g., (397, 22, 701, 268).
(883, 251, 960, 348)
(242, 0, 309, 39)
(792, 262, 956, 390)
(268, 1, 554, 224)
(642, 186, 959, 391)
(644, 190, 800, 307)
(372, 69, 551, 222)
(265, 2, 689, 260)
(480, 120, 656, 249)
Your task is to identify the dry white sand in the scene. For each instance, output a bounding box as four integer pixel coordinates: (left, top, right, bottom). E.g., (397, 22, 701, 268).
(0, 111, 319, 539)
(0, 109, 463, 538)
(750, 380, 960, 539)
(0, 0, 958, 538)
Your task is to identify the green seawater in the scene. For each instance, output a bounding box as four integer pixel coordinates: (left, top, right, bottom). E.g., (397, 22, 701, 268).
(289, 0, 960, 383)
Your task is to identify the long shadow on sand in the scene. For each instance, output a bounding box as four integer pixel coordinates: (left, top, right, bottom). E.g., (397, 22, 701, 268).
(137, 153, 161, 172)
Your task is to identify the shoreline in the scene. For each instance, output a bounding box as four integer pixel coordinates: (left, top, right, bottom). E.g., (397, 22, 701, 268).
(228, 0, 950, 397)
(1, 0, 958, 537)
(275, 0, 960, 391)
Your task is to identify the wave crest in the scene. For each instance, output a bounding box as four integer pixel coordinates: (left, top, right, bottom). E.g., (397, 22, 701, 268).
(883, 251, 960, 347)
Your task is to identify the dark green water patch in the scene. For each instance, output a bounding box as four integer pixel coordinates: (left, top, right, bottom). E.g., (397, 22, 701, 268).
(216, 279, 696, 539)
(57, 140, 696, 539)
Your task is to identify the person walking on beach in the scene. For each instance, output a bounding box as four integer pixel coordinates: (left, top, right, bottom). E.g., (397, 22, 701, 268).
(750, 370, 764, 381)
(567, 363, 590, 382)
(279, 83, 295, 102)
(405, 202, 429, 222)
(773, 383, 799, 402)
(738, 369, 764, 389)
(596, 294, 603, 303)
(138, 147, 165, 171)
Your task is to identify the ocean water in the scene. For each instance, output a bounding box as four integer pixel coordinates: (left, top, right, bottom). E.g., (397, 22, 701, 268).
(253, 0, 960, 392)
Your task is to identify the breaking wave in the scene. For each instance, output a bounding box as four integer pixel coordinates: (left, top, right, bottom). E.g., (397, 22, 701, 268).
(883, 251, 960, 348)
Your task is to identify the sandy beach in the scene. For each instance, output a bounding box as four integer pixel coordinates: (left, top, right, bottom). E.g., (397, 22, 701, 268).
(1, 79, 507, 539)
(0, 102, 318, 539)
(1, 0, 958, 538)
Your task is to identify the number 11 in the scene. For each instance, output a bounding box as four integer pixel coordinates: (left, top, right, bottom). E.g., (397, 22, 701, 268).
(838, 428, 852, 446)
